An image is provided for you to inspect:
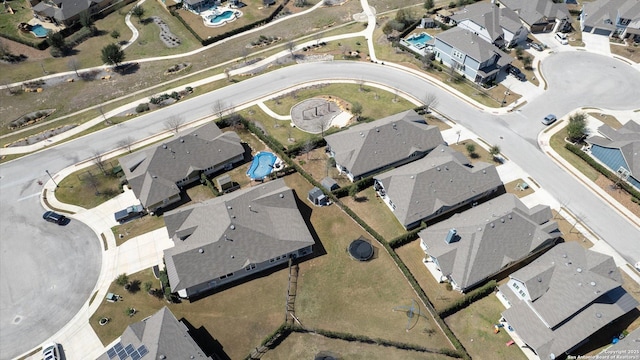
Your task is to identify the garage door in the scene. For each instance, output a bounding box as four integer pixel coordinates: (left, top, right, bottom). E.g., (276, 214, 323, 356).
(594, 28, 612, 36)
(583, 25, 592, 33)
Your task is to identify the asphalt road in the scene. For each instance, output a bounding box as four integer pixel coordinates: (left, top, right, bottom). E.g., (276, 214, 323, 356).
(1, 51, 639, 358)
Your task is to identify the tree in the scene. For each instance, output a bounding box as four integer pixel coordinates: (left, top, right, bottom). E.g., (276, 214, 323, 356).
(110, 30, 120, 40)
(143, 281, 153, 293)
(489, 144, 501, 162)
(522, 55, 533, 70)
(566, 112, 587, 142)
(164, 116, 184, 134)
(357, 79, 365, 92)
(314, 114, 333, 138)
(302, 139, 315, 160)
(47, 32, 67, 56)
(224, 68, 232, 82)
(424, 0, 434, 9)
(313, 32, 322, 46)
(115, 273, 129, 286)
(118, 136, 135, 153)
(286, 40, 295, 58)
(91, 150, 107, 175)
(382, 22, 393, 36)
(349, 185, 358, 200)
(131, 5, 145, 23)
(351, 101, 363, 121)
(67, 57, 80, 77)
(101, 43, 125, 67)
(423, 93, 439, 113)
(79, 10, 93, 28)
(212, 99, 226, 119)
(465, 143, 476, 156)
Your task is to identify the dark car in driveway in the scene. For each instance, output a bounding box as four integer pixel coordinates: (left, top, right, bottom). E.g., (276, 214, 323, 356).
(43, 211, 68, 225)
(530, 42, 544, 51)
(508, 65, 526, 81)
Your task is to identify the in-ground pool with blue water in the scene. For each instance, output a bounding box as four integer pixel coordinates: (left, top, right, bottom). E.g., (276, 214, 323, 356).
(31, 24, 49, 38)
(207, 10, 235, 26)
(406, 33, 432, 47)
(247, 152, 277, 180)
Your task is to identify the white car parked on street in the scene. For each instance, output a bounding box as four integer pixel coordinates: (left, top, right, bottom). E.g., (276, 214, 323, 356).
(555, 32, 568, 45)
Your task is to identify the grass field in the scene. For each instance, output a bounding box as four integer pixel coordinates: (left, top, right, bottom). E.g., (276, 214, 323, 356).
(450, 139, 499, 165)
(111, 214, 166, 246)
(56, 160, 124, 208)
(445, 295, 527, 360)
(283, 173, 453, 350)
(549, 127, 600, 181)
(340, 186, 407, 241)
(264, 331, 448, 360)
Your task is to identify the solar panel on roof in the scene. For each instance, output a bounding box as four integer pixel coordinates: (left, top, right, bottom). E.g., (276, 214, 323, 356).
(138, 345, 148, 357)
(131, 351, 141, 360)
(117, 349, 127, 360)
(114, 343, 124, 353)
(107, 348, 117, 359)
(125, 344, 135, 355)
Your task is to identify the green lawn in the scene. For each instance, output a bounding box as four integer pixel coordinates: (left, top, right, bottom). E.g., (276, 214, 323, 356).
(265, 331, 448, 360)
(56, 160, 124, 208)
(450, 139, 500, 166)
(340, 186, 407, 241)
(284, 173, 452, 351)
(111, 215, 166, 246)
(239, 106, 317, 147)
(445, 295, 526, 360)
(549, 127, 600, 181)
(263, 83, 414, 121)
(0, 0, 39, 46)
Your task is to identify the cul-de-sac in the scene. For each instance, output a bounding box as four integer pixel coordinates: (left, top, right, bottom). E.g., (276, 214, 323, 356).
(1, 0, 640, 359)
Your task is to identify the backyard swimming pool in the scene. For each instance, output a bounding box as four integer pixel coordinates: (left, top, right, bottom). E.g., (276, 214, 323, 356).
(406, 32, 433, 48)
(247, 152, 279, 180)
(31, 24, 49, 38)
(203, 8, 239, 27)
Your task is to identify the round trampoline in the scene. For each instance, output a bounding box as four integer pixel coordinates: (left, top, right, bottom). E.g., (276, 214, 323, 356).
(348, 237, 373, 261)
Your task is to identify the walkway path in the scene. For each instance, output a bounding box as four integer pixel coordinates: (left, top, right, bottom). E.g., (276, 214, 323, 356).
(120, 0, 146, 51)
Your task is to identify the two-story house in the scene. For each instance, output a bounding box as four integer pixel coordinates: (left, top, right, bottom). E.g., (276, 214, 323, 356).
(499, 0, 571, 33)
(581, 0, 640, 42)
(450, 1, 528, 48)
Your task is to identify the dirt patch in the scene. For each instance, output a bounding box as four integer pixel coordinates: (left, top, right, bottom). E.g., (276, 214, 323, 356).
(594, 174, 640, 218)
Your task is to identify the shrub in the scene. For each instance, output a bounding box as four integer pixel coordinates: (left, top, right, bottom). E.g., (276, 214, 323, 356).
(438, 280, 497, 318)
(135, 103, 150, 113)
(115, 273, 129, 286)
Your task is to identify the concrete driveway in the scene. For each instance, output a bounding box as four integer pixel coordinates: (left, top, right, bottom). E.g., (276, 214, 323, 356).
(582, 32, 612, 55)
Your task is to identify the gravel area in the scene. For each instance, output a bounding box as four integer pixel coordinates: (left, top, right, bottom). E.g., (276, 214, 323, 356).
(152, 16, 182, 48)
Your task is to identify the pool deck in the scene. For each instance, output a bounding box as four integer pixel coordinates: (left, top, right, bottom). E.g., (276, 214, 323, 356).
(28, 18, 65, 33)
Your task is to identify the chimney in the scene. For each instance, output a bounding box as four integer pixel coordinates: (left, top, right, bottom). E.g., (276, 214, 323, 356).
(445, 228, 457, 244)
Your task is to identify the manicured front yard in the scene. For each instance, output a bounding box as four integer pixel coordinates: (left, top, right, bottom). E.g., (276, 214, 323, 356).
(56, 160, 124, 208)
(111, 214, 165, 246)
(284, 173, 452, 351)
(445, 295, 527, 360)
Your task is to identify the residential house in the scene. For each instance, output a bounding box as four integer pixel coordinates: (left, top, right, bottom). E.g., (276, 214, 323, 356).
(163, 179, 315, 299)
(585, 120, 640, 191)
(419, 193, 561, 292)
(498, 242, 639, 360)
(97, 307, 214, 360)
(450, 1, 528, 48)
(324, 110, 445, 182)
(433, 27, 514, 84)
(374, 145, 503, 229)
(581, 0, 640, 42)
(119, 122, 245, 212)
(499, 0, 571, 33)
(29, 0, 119, 26)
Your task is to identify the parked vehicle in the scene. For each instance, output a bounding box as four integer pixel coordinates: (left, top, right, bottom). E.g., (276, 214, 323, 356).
(114, 204, 146, 224)
(555, 32, 568, 45)
(530, 42, 544, 51)
(508, 65, 526, 81)
(42, 211, 67, 225)
(42, 342, 61, 360)
(542, 114, 557, 125)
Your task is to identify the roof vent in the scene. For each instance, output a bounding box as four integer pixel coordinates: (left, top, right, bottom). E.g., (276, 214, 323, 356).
(162, 144, 167, 149)
(227, 206, 232, 210)
(501, 218, 505, 223)
(596, 312, 602, 318)
(441, 148, 445, 152)
(218, 149, 221, 152)
(482, 169, 486, 174)
(180, 139, 184, 143)
(445, 228, 457, 244)
(279, 193, 284, 198)
(508, 214, 512, 219)
(198, 248, 204, 254)
(376, 128, 380, 132)
(160, 356, 166, 360)
(577, 268, 582, 273)
(230, 224, 235, 230)
(437, 167, 441, 171)
(410, 175, 414, 179)
(537, 276, 542, 282)
(490, 223, 494, 228)
(562, 254, 567, 258)
(590, 281, 596, 286)
(444, 166, 448, 171)
(230, 255, 235, 259)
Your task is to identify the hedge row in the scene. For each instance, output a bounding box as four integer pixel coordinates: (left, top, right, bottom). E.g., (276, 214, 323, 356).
(331, 176, 374, 198)
(438, 280, 497, 318)
(299, 327, 462, 357)
(200, 173, 220, 197)
(285, 137, 326, 157)
(388, 222, 426, 248)
(170, 0, 290, 47)
(565, 144, 640, 201)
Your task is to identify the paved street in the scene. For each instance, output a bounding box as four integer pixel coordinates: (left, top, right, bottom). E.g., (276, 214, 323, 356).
(1, 48, 640, 358)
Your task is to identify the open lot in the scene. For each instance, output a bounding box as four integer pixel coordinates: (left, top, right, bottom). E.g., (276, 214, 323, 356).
(264, 331, 447, 360)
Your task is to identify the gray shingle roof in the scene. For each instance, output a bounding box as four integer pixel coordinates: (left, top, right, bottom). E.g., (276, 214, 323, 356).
(451, 2, 523, 41)
(96, 307, 212, 360)
(436, 27, 514, 64)
(375, 145, 503, 228)
(587, 120, 640, 176)
(600, 327, 640, 356)
(499, 0, 570, 26)
(419, 193, 560, 291)
(583, 0, 640, 32)
(163, 178, 315, 293)
(32, 0, 104, 22)
(500, 242, 638, 360)
(119, 122, 244, 208)
(324, 110, 444, 179)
